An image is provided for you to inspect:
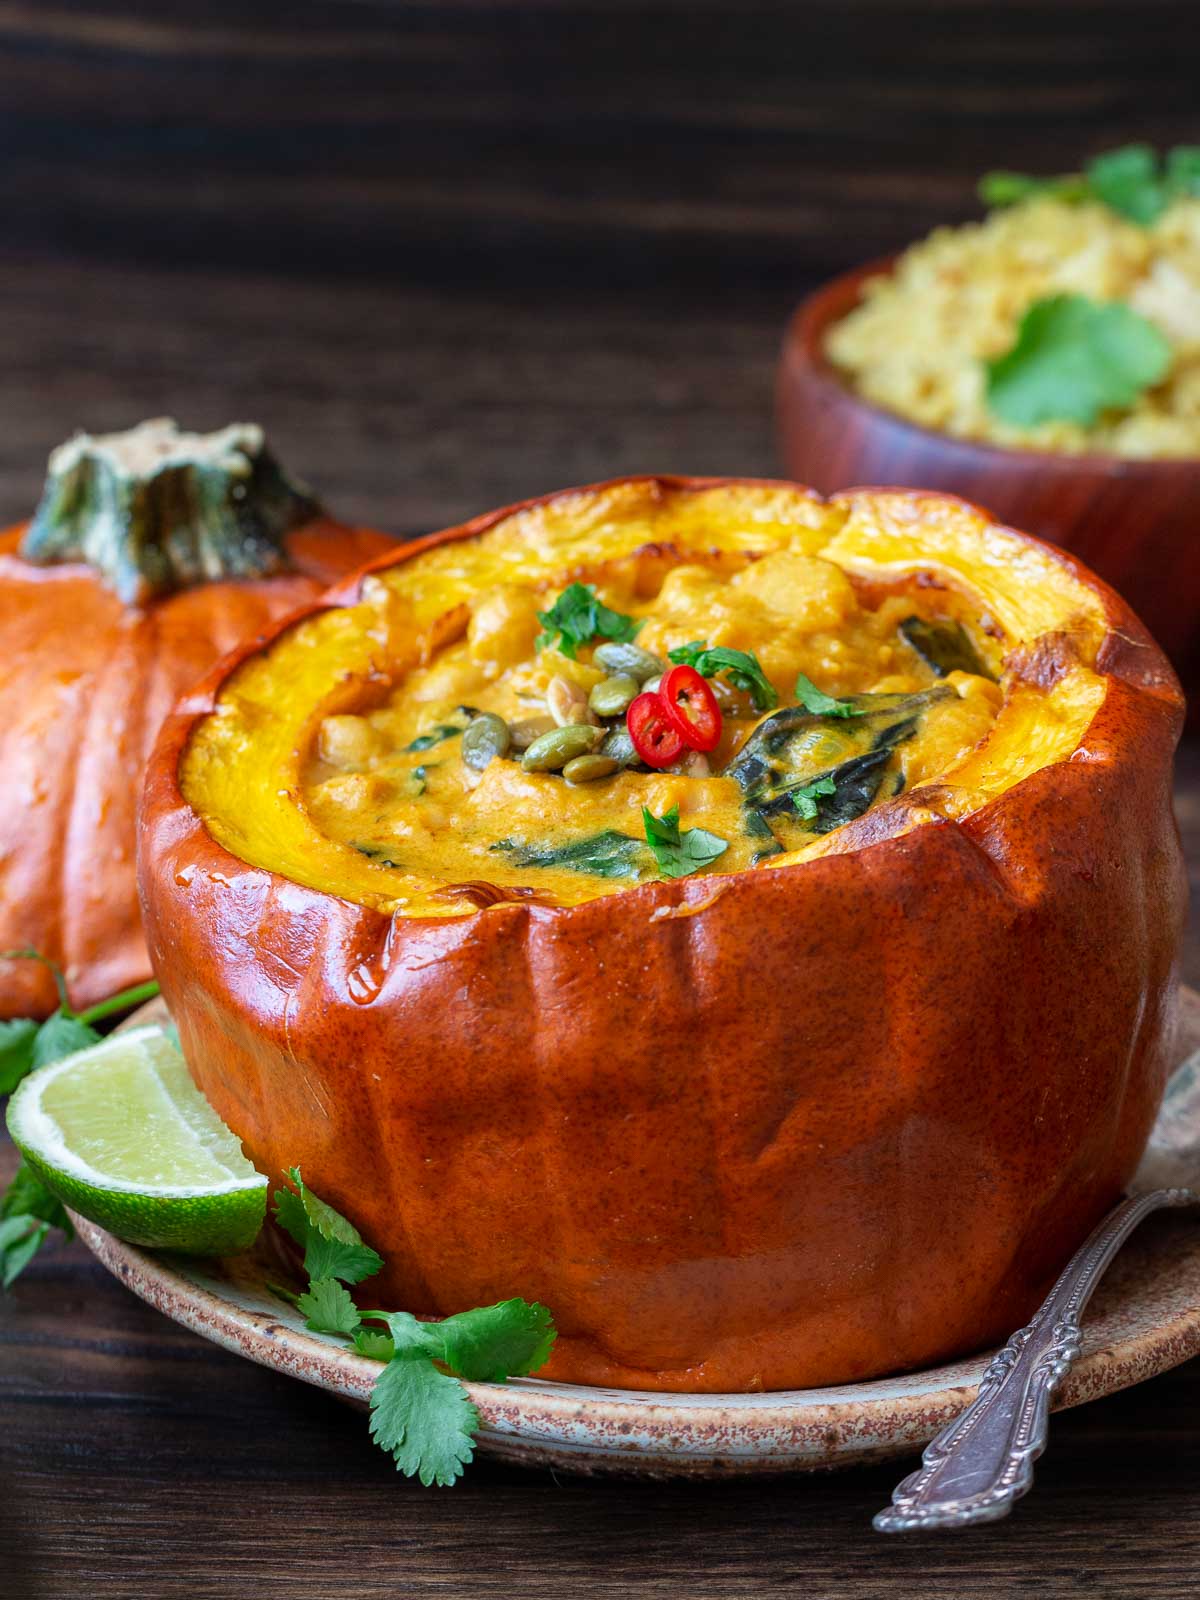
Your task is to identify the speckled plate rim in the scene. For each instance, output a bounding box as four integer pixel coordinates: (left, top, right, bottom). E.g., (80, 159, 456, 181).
(70, 1001, 1200, 1477)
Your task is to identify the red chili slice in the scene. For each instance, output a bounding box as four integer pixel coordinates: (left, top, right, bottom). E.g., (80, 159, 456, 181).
(627, 691, 686, 768)
(659, 664, 722, 753)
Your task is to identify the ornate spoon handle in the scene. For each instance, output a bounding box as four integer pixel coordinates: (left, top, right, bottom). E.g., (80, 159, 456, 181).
(874, 1187, 1196, 1533)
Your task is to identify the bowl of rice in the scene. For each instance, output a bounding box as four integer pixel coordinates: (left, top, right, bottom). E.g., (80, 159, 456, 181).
(777, 146, 1200, 694)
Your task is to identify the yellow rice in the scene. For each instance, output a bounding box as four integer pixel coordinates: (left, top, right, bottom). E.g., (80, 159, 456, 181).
(825, 197, 1200, 457)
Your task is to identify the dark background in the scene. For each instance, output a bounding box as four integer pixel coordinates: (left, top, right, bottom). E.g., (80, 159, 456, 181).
(3, 3, 1200, 1596)
(1, 0, 1198, 531)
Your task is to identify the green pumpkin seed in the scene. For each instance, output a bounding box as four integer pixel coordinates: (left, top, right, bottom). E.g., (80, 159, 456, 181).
(588, 673, 639, 718)
(562, 754, 620, 785)
(594, 642, 664, 682)
(509, 715, 556, 751)
(521, 724, 601, 772)
(599, 726, 638, 767)
(462, 712, 511, 770)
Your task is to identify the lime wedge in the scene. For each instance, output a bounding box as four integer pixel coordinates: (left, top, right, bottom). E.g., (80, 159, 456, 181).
(5, 1026, 267, 1254)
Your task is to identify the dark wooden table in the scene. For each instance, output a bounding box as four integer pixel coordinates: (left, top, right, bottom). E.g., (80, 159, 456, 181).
(3, 3, 1200, 1595)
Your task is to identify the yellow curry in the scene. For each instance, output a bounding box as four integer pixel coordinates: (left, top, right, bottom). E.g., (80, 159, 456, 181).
(181, 482, 1110, 917)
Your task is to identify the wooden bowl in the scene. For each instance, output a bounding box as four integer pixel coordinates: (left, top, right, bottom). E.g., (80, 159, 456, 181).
(776, 259, 1200, 701)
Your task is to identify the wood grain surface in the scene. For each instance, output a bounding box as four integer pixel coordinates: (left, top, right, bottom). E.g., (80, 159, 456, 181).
(2, 2, 1200, 1595)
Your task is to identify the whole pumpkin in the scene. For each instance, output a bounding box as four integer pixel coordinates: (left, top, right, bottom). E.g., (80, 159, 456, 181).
(0, 419, 392, 1019)
(139, 477, 1185, 1393)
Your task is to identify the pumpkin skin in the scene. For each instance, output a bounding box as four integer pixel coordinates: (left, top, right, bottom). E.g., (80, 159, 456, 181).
(0, 516, 393, 1019)
(139, 477, 1185, 1393)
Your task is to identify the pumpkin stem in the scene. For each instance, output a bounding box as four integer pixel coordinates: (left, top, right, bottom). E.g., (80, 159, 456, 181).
(19, 418, 323, 603)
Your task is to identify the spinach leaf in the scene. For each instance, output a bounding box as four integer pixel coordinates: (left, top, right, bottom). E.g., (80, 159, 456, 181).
(898, 617, 992, 680)
(491, 831, 646, 879)
(727, 688, 945, 831)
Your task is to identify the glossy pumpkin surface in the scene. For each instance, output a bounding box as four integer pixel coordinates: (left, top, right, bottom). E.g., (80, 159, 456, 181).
(0, 516, 393, 1018)
(140, 477, 1186, 1393)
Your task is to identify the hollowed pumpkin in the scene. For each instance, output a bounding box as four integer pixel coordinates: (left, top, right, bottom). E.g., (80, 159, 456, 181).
(0, 419, 392, 1019)
(139, 477, 1185, 1393)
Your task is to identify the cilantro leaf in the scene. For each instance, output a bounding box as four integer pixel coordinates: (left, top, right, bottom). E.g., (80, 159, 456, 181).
(985, 293, 1171, 428)
(667, 641, 777, 712)
(535, 583, 639, 660)
(424, 1298, 556, 1382)
(0, 1019, 38, 1095)
(792, 775, 838, 822)
(978, 170, 1088, 208)
(1166, 146, 1200, 198)
(369, 1354, 480, 1487)
(366, 1299, 557, 1379)
(362, 1298, 557, 1484)
(0, 1217, 52, 1288)
(271, 1168, 383, 1287)
(1087, 144, 1169, 225)
(641, 805, 729, 880)
(794, 673, 862, 719)
(980, 144, 1200, 225)
(0, 1164, 74, 1287)
(296, 1277, 363, 1337)
(354, 1327, 396, 1361)
(32, 1012, 101, 1070)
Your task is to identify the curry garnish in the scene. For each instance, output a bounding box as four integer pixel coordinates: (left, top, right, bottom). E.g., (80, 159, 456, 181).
(534, 583, 640, 660)
(641, 805, 729, 879)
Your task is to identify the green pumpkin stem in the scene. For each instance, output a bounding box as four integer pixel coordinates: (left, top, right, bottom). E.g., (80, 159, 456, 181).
(19, 418, 323, 603)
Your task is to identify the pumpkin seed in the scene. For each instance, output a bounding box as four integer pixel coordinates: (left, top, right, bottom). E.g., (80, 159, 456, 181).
(594, 642, 663, 682)
(461, 712, 511, 770)
(509, 714, 556, 751)
(547, 675, 597, 727)
(588, 673, 639, 718)
(521, 724, 601, 772)
(562, 754, 620, 785)
(599, 726, 638, 767)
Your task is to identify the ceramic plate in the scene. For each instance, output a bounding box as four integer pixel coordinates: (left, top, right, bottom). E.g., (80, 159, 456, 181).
(72, 996, 1200, 1477)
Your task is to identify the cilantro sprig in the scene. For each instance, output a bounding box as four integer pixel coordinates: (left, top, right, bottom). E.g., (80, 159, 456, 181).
(791, 775, 838, 822)
(0, 951, 160, 1286)
(985, 293, 1171, 429)
(271, 1169, 555, 1487)
(641, 805, 728, 879)
(666, 641, 778, 712)
(793, 673, 863, 719)
(980, 143, 1200, 225)
(535, 583, 639, 660)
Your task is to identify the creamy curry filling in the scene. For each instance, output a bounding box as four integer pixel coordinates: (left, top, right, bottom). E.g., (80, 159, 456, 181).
(301, 549, 1004, 906)
(181, 484, 1111, 919)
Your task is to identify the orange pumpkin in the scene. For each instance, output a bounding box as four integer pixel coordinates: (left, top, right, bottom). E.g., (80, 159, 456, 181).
(139, 477, 1185, 1393)
(0, 419, 393, 1019)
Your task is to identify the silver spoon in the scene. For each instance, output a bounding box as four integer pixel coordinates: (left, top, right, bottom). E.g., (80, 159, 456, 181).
(875, 1058, 1200, 1533)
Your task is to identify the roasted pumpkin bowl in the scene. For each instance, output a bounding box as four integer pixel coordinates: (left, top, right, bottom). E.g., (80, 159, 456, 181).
(776, 259, 1200, 699)
(139, 476, 1186, 1394)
